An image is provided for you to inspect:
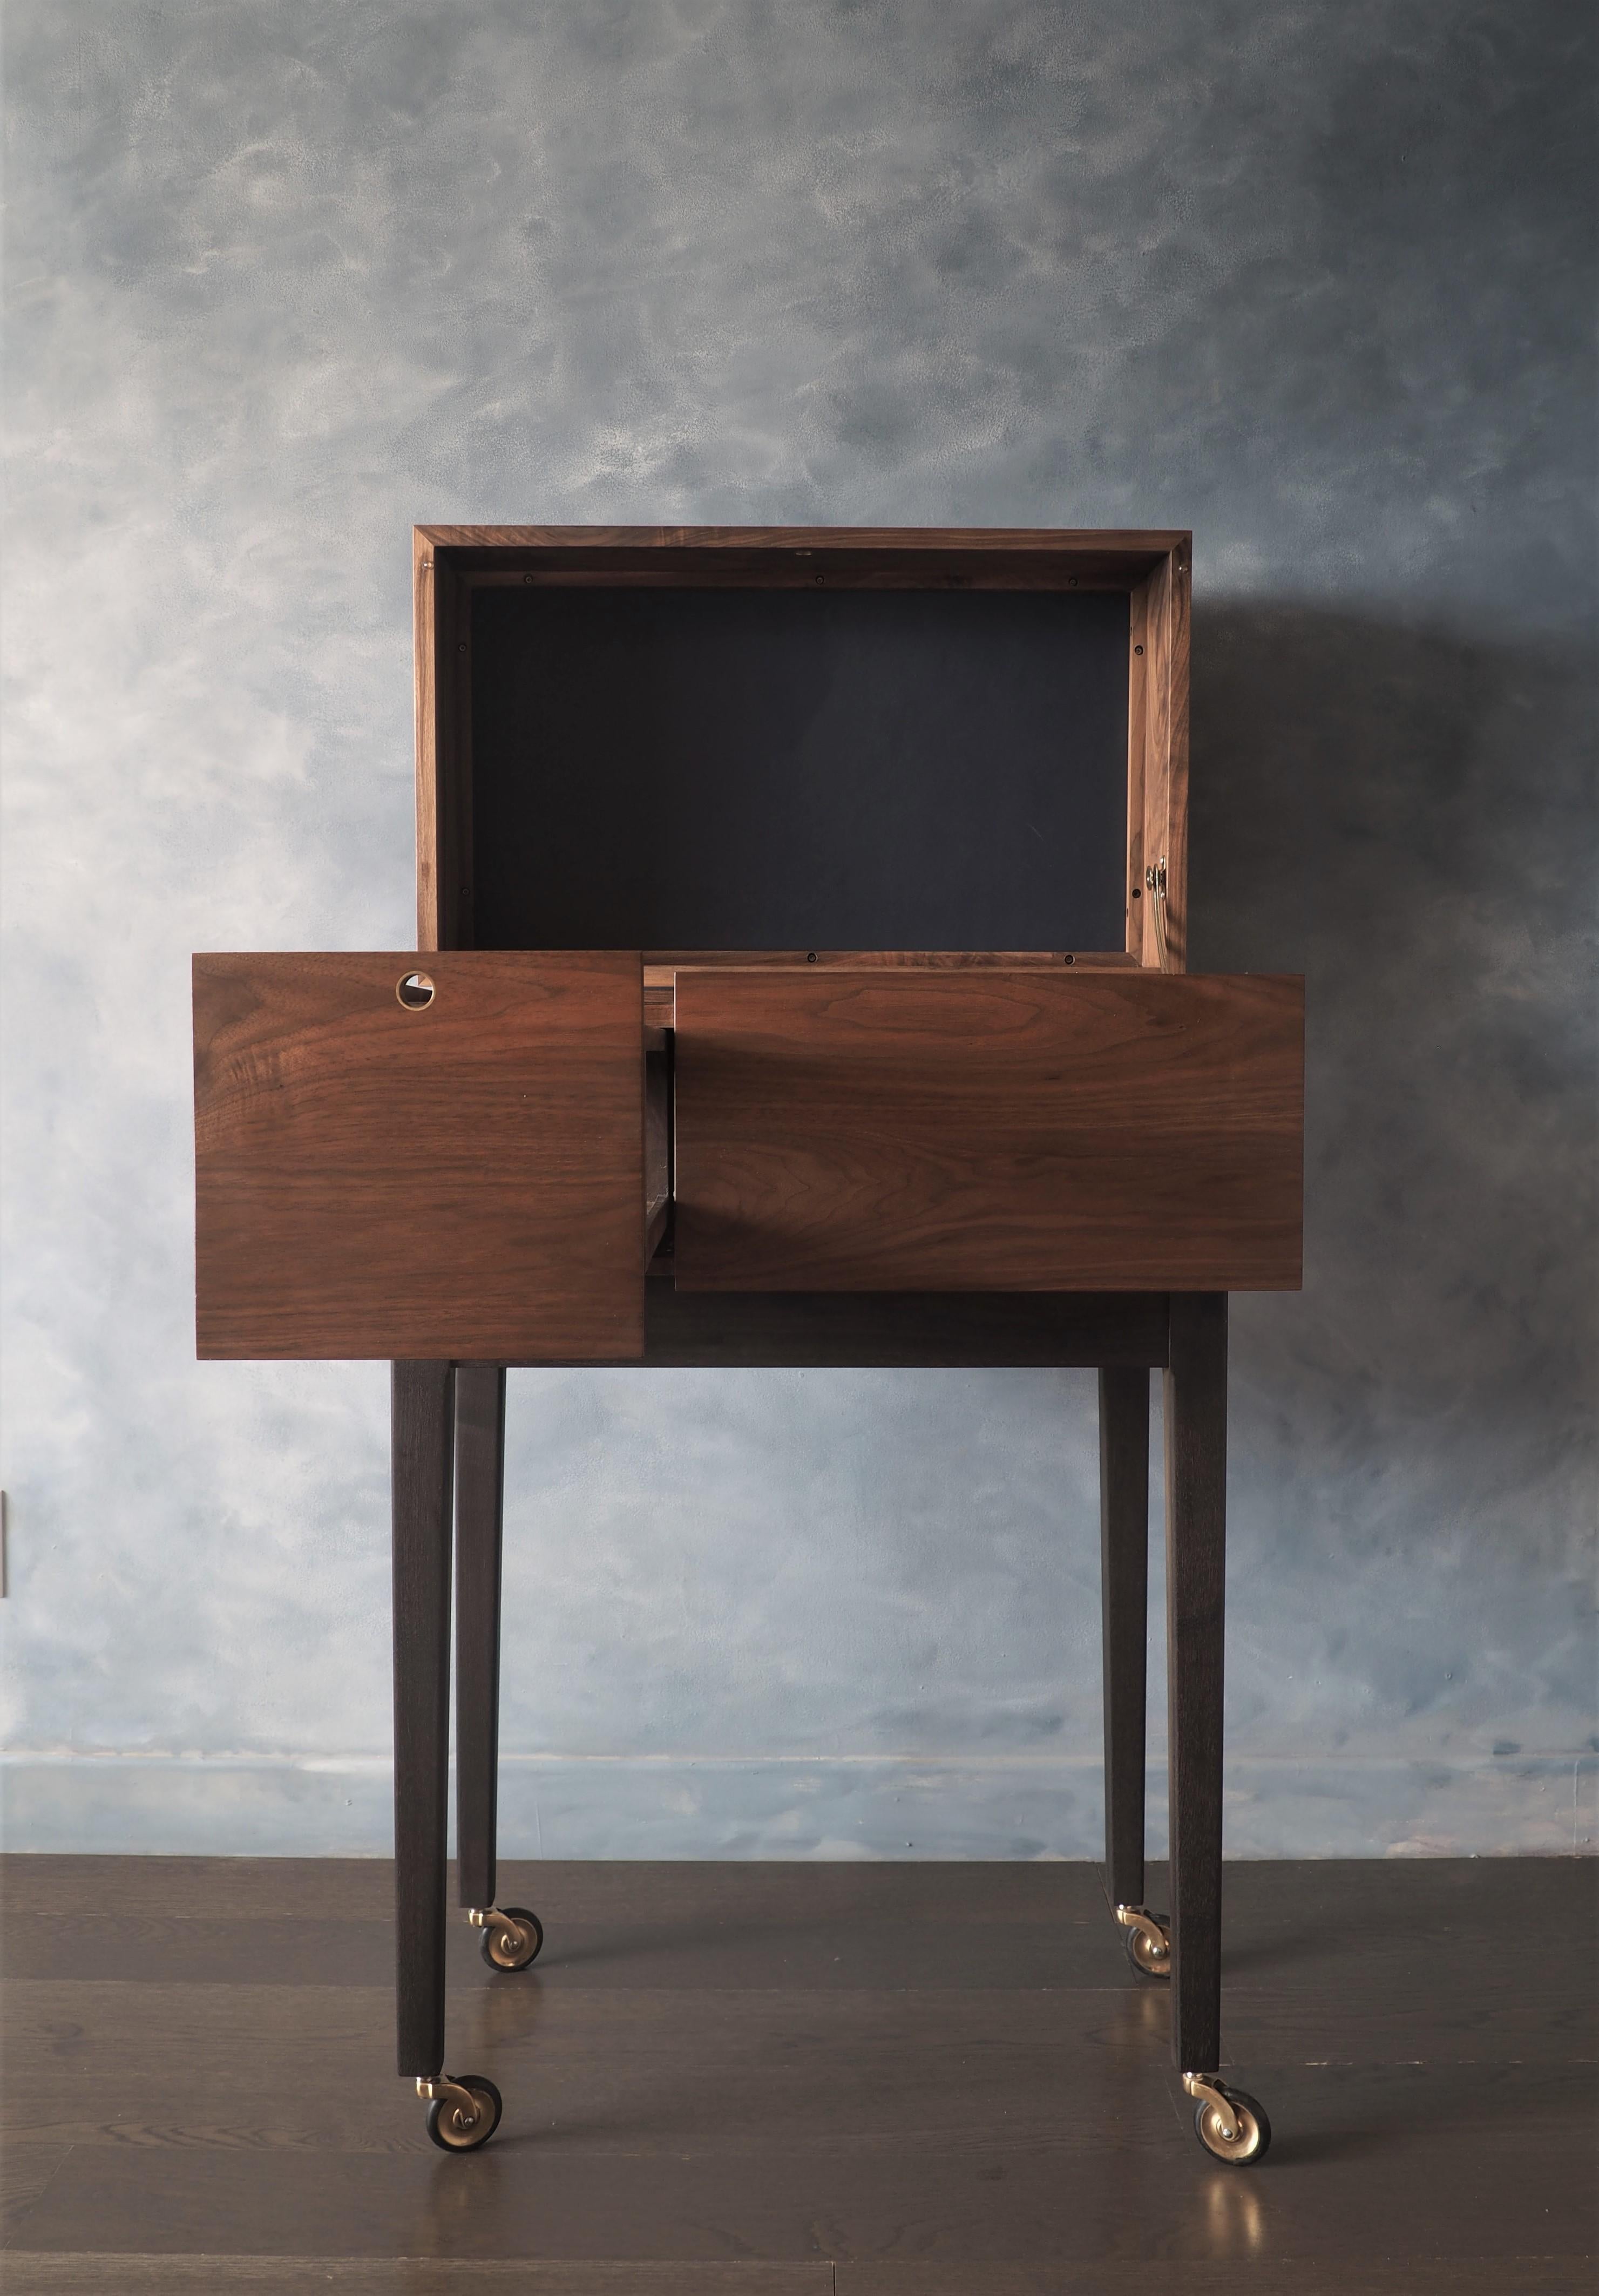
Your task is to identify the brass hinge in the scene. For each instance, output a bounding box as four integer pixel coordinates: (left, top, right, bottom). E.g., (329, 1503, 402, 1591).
(1144, 858, 1168, 971)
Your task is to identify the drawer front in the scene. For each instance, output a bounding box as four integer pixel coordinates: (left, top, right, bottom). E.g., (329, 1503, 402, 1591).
(672, 969, 1303, 1293)
(194, 951, 645, 1360)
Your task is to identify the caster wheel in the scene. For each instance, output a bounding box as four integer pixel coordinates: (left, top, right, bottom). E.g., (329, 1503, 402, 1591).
(426, 2073, 503, 2152)
(1117, 1906, 1171, 1980)
(479, 1906, 543, 1973)
(1193, 2081, 1271, 2165)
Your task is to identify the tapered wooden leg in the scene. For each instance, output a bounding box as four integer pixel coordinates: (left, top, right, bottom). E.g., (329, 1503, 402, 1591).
(455, 1365, 507, 1913)
(1100, 1366, 1151, 1911)
(392, 1359, 455, 2080)
(1164, 1293, 1228, 2075)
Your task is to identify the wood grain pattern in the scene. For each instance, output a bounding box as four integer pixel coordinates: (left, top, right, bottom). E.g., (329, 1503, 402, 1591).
(1130, 543, 1191, 972)
(8, 2265, 1587, 2295)
(3, 2138, 72, 2246)
(11, 2076, 1589, 2271)
(4, 1859, 1593, 2282)
(194, 951, 645, 1360)
(1135, 554, 1170, 970)
(414, 536, 473, 953)
(412, 527, 440, 950)
(4, 2265, 831, 2294)
(8, 1852, 1590, 1994)
(1162, 539, 1193, 973)
(416, 523, 1188, 590)
(13, 1852, 1582, 1942)
(673, 970, 1303, 1293)
(645, 952, 1141, 976)
(837, 2269, 1590, 2296)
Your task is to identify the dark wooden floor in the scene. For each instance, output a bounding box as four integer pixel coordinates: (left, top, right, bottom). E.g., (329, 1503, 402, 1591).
(3, 1856, 1594, 2293)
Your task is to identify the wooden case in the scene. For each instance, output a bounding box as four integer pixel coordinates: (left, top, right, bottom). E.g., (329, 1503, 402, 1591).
(192, 527, 1302, 1365)
(412, 525, 1191, 973)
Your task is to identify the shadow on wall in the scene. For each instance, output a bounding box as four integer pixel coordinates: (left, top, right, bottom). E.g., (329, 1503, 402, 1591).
(1188, 604, 1594, 1572)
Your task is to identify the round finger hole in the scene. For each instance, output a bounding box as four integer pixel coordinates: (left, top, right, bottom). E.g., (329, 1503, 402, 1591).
(397, 971, 436, 1010)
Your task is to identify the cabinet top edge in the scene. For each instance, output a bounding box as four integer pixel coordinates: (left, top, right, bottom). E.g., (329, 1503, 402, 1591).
(414, 523, 1190, 555)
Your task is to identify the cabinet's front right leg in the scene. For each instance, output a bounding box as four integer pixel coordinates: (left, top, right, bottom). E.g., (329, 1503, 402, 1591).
(1164, 1295, 1226, 2081)
(1165, 1295, 1270, 2165)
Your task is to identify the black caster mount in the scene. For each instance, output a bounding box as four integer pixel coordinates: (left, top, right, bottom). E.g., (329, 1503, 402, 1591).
(418, 2072, 503, 2152)
(470, 1904, 544, 1972)
(1184, 2073, 1271, 2165)
(1115, 1902, 1171, 1979)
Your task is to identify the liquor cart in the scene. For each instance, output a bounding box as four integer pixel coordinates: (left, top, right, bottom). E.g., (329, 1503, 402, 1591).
(193, 526, 1303, 2164)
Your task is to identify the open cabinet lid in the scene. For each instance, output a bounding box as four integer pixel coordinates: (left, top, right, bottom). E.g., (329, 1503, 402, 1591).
(193, 950, 645, 1361)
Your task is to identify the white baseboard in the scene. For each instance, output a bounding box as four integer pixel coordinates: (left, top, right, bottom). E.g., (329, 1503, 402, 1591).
(3, 1750, 1594, 1858)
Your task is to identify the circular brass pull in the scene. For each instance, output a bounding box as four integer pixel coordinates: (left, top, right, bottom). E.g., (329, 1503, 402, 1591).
(396, 971, 435, 1010)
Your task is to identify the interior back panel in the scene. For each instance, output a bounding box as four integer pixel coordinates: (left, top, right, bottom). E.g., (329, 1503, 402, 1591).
(470, 585, 1129, 952)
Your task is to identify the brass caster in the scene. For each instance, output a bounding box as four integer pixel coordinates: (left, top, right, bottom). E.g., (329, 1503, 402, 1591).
(418, 2071, 503, 2152)
(1184, 2072, 1271, 2165)
(1115, 1903, 1171, 1979)
(469, 1904, 544, 1973)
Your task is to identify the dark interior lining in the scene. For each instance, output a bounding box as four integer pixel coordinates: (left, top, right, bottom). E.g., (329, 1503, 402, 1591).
(470, 585, 1129, 952)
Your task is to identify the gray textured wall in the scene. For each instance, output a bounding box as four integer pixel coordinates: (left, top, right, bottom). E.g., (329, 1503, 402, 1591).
(3, 1, 1594, 1858)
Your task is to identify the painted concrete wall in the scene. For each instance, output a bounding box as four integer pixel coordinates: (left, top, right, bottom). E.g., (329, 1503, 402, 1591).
(3, 0, 1593, 1858)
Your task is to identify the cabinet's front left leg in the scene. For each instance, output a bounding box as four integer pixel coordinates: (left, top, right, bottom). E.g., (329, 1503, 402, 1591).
(1165, 1295, 1270, 2165)
(393, 1360, 503, 2152)
(455, 1365, 543, 1975)
(392, 1358, 456, 2080)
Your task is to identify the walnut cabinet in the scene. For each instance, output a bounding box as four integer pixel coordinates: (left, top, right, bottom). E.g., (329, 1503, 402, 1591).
(193, 528, 1303, 2168)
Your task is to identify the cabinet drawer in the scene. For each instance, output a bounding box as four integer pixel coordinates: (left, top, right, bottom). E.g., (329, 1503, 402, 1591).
(672, 968, 1303, 1293)
(194, 951, 645, 1360)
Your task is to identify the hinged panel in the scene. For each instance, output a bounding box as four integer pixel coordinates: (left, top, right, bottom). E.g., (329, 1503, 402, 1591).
(195, 951, 645, 1360)
(415, 526, 1191, 968)
(672, 969, 1303, 1293)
